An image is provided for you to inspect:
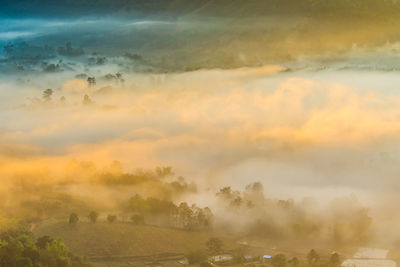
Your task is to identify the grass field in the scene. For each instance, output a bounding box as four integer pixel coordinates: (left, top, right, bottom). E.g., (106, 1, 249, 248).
(34, 220, 235, 259)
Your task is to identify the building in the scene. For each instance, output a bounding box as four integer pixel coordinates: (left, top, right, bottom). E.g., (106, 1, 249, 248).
(209, 254, 233, 263)
(342, 248, 397, 267)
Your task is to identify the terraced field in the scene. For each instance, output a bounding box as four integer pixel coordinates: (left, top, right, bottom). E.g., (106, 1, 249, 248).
(34, 220, 235, 259)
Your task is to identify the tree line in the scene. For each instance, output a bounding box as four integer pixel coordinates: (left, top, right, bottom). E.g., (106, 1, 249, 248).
(67, 194, 213, 230)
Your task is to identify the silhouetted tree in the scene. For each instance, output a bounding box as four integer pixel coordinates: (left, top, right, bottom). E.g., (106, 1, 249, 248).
(330, 252, 340, 265)
(82, 94, 94, 105)
(288, 257, 299, 267)
(131, 214, 145, 225)
(178, 202, 194, 229)
(107, 214, 117, 223)
(69, 213, 79, 225)
(42, 89, 53, 102)
(36, 235, 53, 249)
(88, 211, 99, 224)
(58, 96, 66, 105)
(271, 254, 286, 267)
(87, 77, 96, 87)
(58, 42, 84, 56)
(307, 249, 320, 264)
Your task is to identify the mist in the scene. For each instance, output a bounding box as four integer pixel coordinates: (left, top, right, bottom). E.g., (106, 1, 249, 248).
(2, 65, 400, 248)
(3, 2, 400, 266)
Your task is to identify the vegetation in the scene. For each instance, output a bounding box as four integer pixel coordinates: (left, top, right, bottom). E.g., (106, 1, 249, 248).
(330, 253, 340, 266)
(271, 254, 287, 267)
(130, 214, 145, 225)
(69, 214, 79, 225)
(215, 184, 372, 246)
(125, 194, 213, 230)
(288, 257, 299, 267)
(206, 237, 223, 256)
(0, 0, 397, 265)
(42, 89, 53, 102)
(34, 221, 233, 258)
(0, 228, 91, 267)
(88, 212, 98, 224)
(267, 250, 343, 267)
(106, 215, 117, 223)
(307, 249, 320, 264)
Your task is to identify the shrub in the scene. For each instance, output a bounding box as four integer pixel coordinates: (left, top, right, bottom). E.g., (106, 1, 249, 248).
(69, 213, 79, 225)
(88, 211, 99, 224)
(130, 214, 145, 225)
(107, 215, 117, 223)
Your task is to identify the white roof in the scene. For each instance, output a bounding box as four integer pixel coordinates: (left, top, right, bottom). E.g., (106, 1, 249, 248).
(354, 248, 389, 259)
(342, 259, 396, 267)
(209, 255, 233, 262)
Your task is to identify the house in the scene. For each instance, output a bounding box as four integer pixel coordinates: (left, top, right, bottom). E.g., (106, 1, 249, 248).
(209, 254, 233, 263)
(262, 255, 272, 263)
(353, 248, 389, 259)
(342, 259, 396, 267)
(342, 248, 397, 267)
(244, 255, 254, 261)
(177, 258, 189, 265)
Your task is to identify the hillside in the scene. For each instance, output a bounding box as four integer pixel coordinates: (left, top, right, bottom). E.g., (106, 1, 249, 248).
(33, 220, 235, 259)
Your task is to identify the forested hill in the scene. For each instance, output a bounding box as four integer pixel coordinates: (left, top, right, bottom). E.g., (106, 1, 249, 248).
(3, 0, 400, 19)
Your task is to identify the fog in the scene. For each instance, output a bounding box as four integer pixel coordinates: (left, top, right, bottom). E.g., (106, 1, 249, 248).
(3, 8, 400, 263)
(2, 65, 400, 241)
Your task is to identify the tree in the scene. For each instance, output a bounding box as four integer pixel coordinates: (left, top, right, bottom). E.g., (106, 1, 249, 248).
(0, 229, 91, 267)
(82, 94, 93, 105)
(58, 42, 84, 56)
(178, 202, 194, 229)
(131, 214, 145, 225)
(36, 235, 53, 249)
(88, 211, 99, 224)
(307, 249, 320, 264)
(127, 195, 149, 215)
(87, 77, 96, 87)
(155, 166, 173, 178)
(58, 96, 66, 105)
(206, 237, 223, 255)
(288, 257, 299, 267)
(203, 207, 213, 229)
(330, 253, 340, 265)
(115, 72, 124, 83)
(69, 213, 79, 225)
(42, 89, 53, 102)
(107, 214, 117, 223)
(271, 254, 286, 267)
